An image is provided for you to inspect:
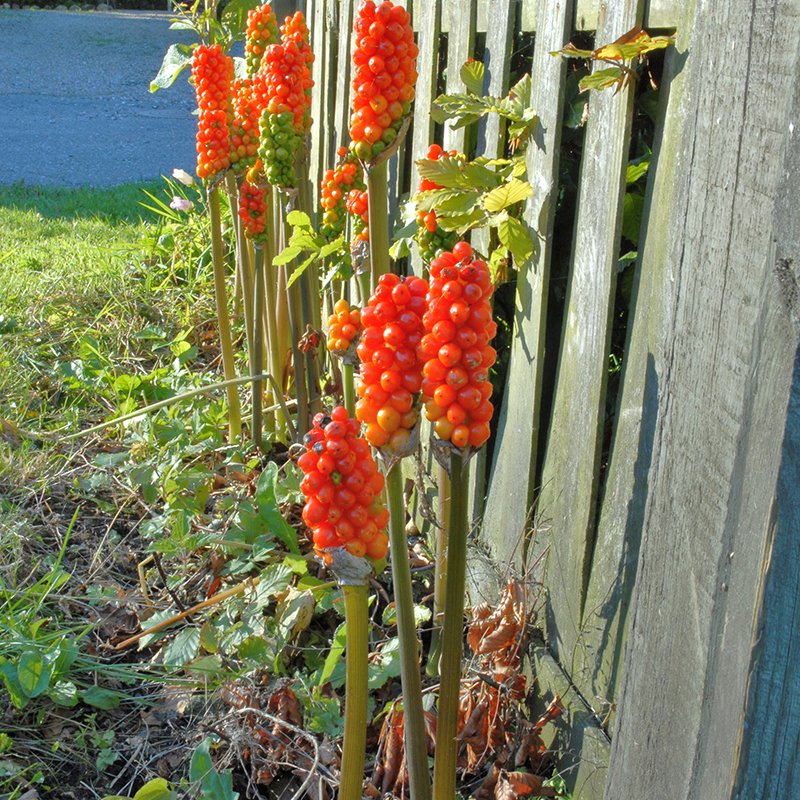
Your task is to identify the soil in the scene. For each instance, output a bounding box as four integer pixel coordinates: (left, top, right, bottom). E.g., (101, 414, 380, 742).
(0, 8, 201, 187)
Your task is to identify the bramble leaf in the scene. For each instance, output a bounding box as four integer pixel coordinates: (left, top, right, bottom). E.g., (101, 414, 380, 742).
(482, 178, 532, 212)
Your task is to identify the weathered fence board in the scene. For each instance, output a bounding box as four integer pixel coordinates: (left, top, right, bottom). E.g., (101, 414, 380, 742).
(441, 1, 477, 154)
(533, 0, 643, 675)
(479, 0, 572, 574)
(603, 1, 800, 798)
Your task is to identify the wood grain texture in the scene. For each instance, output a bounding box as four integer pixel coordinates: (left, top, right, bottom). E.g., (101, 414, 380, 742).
(442, 0, 477, 154)
(604, 1, 800, 798)
(332, 0, 354, 155)
(408, 0, 442, 276)
(480, 0, 573, 570)
(534, 0, 643, 672)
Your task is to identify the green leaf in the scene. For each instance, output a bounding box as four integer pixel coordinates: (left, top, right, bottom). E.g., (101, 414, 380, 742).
(221, 0, 259, 35)
(626, 155, 650, 185)
(162, 628, 202, 668)
(622, 192, 645, 245)
(382, 604, 431, 627)
(579, 67, 628, 93)
(482, 178, 533, 212)
(190, 739, 239, 800)
(416, 156, 470, 189)
(254, 463, 300, 553)
(368, 638, 402, 689)
(18, 650, 52, 698)
(318, 622, 346, 686)
(436, 209, 486, 234)
(497, 217, 535, 264)
(415, 189, 479, 216)
(460, 59, 485, 95)
(254, 562, 294, 606)
(284, 252, 317, 290)
(0, 659, 29, 709)
(47, 680, 79, 707)
(82, 686, 121, 710)
(132, 778, 178, 800)
(150, 43, 196, 93)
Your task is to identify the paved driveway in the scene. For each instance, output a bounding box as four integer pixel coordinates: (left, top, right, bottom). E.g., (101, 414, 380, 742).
(0, 8, 203, 186)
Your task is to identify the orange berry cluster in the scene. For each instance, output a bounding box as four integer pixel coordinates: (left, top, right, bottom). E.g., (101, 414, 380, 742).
(191, 44, 234, 180)
(416, 144, 459, 262)
(298, 407, 390, 562)
(252, 13, 314, 187)
(345, 188, 369, 243)
(420, 242, 497, 449)
(355, 273, 428, 449)
(320, 148, 364, 241)
(229, 78, 260, 173)
(327, 299, 362, 353)
(349, 0, 418, 162)
(245, 4, 279, 76)
(238, 180, 268, 239)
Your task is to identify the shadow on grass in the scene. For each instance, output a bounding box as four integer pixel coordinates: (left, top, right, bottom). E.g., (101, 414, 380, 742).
(0, 179, 165, 225)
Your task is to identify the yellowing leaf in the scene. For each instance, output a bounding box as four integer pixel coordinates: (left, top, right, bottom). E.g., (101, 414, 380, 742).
(482, 178, 532, 213)
(461, 59, 485, 94)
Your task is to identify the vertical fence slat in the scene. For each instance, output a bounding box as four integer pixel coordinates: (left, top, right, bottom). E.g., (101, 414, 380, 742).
(442, 1, 477, 154)
(308, 0, 330, 209)
(535, 0, 643, 676)
(332, 0, 354, 154)
(409, 0, 443, 275)
(479, 0, 573, 574)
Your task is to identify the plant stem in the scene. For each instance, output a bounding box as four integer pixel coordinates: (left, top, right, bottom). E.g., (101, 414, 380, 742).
(208, 184, 242, 446)
(252, 246, 265, 451)
(342, 362, 356, 417)
(263, 187, 284, 434)
(339, 583, 370, 800)
(385, 462, 432, 800)
(426, 465, 451, 677)
(432, 451, 467, 800)
(367, 159, 391, 295)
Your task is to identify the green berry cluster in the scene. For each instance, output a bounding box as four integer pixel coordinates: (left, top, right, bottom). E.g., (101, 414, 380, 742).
(258, 110, 303, 188)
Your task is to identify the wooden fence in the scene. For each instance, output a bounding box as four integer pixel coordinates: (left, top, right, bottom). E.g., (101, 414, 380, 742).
(304, 0, 800, 797)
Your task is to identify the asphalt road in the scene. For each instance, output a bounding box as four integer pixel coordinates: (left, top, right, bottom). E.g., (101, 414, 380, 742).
(0, 8, 205, 186)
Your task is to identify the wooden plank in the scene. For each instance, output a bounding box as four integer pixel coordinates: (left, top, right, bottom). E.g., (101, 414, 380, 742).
(387, 0, 412, 230)
(408, 0, 442, 276)
(519, 0, 539, 31)
(732, 40, 800, 795)
(332, 0, 354, 154)
(530, 640, 610, 799)
(533, 0, 642, 673)
(479, 0, 573, 573)
(441, 0, 477, 154)
(604, 1, 800, 797)
(576, 0, 680, 30)
(307, 0, 327, 209)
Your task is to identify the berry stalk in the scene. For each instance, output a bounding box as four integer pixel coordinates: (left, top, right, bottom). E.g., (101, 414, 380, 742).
(367, 158, 390, 295)
(208, 185, 242, 447)
(385, 461, 432, 800)
(426, 464, 451, 677)
(431, 451, 467, 800)
(339, 582, 370, 800)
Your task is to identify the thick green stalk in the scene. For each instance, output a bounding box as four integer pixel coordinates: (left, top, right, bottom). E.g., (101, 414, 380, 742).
(386, 463, 432, 800)
(263, 187, 285, 433)
(208, 185, 242, 446)
(432, 452, 467, 800)
(426, 466, 451, 677)
(367, 159, 391, 294)
(339, 583, 370, 800)
(342, 362, 356, 417)
(252, 246, 265, 451)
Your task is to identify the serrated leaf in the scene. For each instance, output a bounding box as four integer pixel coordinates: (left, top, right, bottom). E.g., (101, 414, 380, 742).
(482, 178, 533, 212)
(150, 43, 195, 93)
(579, 67, 629, 93)
(436, 210, 486, 234)
(254, 562, 294, 606)
(82, 686, 121, 710)
(550, 42, 595, 60)
(460, 59, 485, 94)
(18, 650, 52, 698)
(162, 628, 202, 668)
(497, 217, 534, 264)
(284, 252, 317, 290)
(461, 161, 504, 190)
(416, 156, 470, 189)
(415, 188, 477, 215)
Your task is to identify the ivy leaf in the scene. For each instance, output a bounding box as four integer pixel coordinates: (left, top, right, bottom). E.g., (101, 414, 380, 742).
(460, 59, 485, 94)
(497, 217, 535, 264)
(150, 43, 195, 93)
(482, 178, 533, 212)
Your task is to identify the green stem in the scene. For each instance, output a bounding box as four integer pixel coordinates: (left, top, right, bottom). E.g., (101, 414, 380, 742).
(426, 465, 451, 678)
(342, 362, 356, 417)
(386, 462, 432, 800)
(367, 159, 391, 295)
(339, 583, 370, 800)
(432, 452, 467, 800)
(263, 187, 285, 434)
(208, 185, 242, 446)
(252, 246, 265, 451)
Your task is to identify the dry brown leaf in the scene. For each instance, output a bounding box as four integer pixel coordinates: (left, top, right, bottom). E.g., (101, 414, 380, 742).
(495, 770, 557, 800)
